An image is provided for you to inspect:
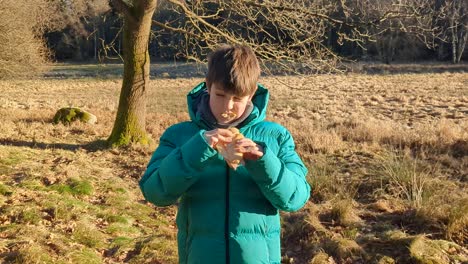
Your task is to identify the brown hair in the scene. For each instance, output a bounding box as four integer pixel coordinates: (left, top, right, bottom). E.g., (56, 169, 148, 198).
(206, 44, 260, 96)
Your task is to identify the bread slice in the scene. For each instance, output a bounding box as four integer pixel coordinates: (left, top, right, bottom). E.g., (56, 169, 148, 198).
(215, 127, 244, 170)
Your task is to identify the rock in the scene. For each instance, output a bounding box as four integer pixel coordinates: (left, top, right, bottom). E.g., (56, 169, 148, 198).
(53, 107, 97, 125)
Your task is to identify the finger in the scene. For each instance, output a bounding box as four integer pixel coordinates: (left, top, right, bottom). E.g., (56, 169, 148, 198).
(211, 137, 219, 146)
(236, 140, 256, 148)
(243, 151, 263, 160)
(217, 134, 232, 143)
(217, 128, 235, 137)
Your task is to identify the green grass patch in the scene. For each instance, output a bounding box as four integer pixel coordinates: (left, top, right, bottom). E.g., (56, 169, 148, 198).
(125, 235, 178, 264)
(0, 182, 13, 196)
(0, 150, 28, 167)
(18, 207, 42, 224)
(42, 193, 93, 221)
(111, 236, 134, 247)
(0, 148, 32, 176)
(106, 222, 140, 237)
(69, 248, 102, 264)
(16, 244, 55, 264)
(72, 220, 106, 248)
(105, 236, 135, 259)
(51, 177, 94, 196)
(18, 178, 48, 191)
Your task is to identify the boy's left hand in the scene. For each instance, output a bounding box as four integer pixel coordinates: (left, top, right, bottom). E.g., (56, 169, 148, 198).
(235, 138, 264, 161)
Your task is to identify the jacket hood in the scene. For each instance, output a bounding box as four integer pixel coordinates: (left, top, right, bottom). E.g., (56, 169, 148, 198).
(187, 82, 269, 130)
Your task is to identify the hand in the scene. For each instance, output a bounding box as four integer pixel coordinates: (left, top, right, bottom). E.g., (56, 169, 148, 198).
(203, 128, 234, 148)
(235, 138, 264, 161)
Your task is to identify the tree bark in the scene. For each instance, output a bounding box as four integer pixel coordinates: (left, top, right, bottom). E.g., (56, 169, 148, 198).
(108, 0, 157, 147)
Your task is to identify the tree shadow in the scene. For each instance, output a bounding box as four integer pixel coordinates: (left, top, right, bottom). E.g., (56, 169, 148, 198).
(0, 138, 109, 152)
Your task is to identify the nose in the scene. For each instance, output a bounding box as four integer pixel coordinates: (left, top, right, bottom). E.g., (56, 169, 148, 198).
(225, 97, 235, 110)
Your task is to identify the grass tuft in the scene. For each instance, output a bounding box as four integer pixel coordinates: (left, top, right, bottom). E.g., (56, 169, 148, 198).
(446, 198, 468, 244)
(72, 219, 106, 248)
(409, 236, 467, 264)
(378, 151, 432, 208)
(0, 182, 13, 196)
(309, 252, 332, 264)
(69, 248, 102, 264)
(51, 177, 94, 196)
(330, 199, 361, 227)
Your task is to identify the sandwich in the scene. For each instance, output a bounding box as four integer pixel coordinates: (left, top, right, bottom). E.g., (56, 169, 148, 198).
(215, 127, 244, 170)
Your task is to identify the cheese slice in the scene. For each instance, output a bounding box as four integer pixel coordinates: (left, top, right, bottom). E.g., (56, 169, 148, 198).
(215, 127, 244, 170)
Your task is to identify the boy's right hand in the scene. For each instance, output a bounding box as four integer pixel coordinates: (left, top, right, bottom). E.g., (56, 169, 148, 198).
(204, 128, 234, 149)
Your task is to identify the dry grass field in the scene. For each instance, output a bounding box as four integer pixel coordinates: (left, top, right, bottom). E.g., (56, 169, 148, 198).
(0, 64, 467, 263)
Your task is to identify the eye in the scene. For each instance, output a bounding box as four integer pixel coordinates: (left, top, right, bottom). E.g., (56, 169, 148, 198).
(215, 93, 225, 97)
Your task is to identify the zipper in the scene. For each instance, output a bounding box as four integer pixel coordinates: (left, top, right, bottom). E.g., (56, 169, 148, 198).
(225, 164, 230, 264)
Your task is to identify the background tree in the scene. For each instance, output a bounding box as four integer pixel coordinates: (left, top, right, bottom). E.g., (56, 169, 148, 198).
(153, 0, 369, 73)
(0, 0, 59, 78)
(441, 0, 467, 63)
(107, 0, 158, 147)
(387, 0, 468, 64)
(45, 0, 117, 61)
(0, 0, 110, 78)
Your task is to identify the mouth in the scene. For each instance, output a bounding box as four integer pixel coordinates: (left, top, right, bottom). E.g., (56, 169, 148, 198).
(221, 111, 237, 119)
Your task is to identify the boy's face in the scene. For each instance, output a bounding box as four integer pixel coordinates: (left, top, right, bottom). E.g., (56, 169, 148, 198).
(208, 83, 254, 124)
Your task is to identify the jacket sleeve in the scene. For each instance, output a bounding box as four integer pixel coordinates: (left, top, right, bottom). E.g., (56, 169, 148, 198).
(244, 130, 310, 212)
(139, 129, 218, 206)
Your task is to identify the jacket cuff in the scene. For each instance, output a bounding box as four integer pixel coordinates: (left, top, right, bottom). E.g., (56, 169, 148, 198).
(180, 130, 218, 169)
(244, 144, 281, 185)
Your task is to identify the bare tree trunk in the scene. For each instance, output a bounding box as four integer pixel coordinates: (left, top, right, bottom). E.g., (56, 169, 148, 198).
(448, 0, 460, 64)
(108, 0, 157, 147)
(94, 24, 98, 60)
(456, 29, 467, 63)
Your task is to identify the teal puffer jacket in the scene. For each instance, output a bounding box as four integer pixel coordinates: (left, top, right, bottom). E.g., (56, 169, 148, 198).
(140, 82, 310, 264)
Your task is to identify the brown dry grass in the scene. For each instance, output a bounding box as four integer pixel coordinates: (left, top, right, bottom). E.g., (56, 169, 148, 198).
(0, 67, 467, 263)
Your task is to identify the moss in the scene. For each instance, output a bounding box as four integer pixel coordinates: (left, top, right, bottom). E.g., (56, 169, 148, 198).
(53, 107, 96, 125)
(107, 109, 151, 147)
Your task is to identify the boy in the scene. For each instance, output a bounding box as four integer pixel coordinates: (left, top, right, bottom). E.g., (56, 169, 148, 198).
(139, 44, 310, 264)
